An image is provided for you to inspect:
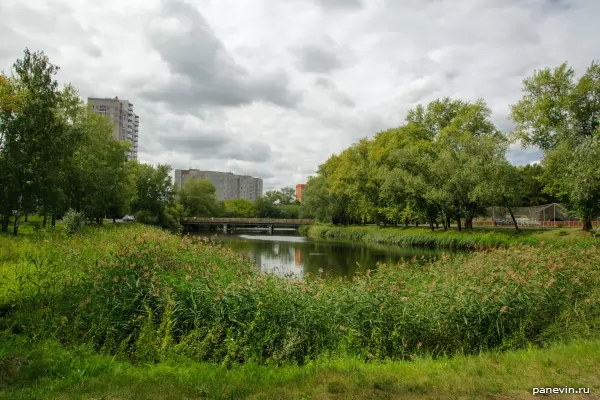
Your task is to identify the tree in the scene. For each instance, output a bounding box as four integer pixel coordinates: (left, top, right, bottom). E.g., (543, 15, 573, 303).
(1, 49, 63, 235)
(517, 164, 557, 206)
(223, 198, 255, 218)
(276, 187, 297, 205)
(543, 136, 600, 231)
(510, 61, 600, 230)
(178, 177, 219, 217)
(130, 162, 176, 225)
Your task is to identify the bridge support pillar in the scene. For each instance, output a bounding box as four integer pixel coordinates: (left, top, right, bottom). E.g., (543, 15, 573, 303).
(268, 225, 273, 235)
(223, 223, 228, 234)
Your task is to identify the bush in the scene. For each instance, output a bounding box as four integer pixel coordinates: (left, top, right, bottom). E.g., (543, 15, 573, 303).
(62, 209, 86, 236)
(134, 210, 158, 225)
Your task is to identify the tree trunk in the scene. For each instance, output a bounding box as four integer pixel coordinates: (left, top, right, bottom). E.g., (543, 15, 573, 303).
(96, 217, 100, 225)
(446, 216, 451, 230)
(583, 217, 592, 232)
(441, 216, 447, 231)
(13, 194, 22, 237)
(508, 207, 520, 232)
(2, 214, 9, 232)
(429, 220, 434, 231)
(465, 217, 473, 230)
(51, 214, 56, 228)
(404, 218, 409, 228)
(42, 214, 47, 228)
(24, 213, 28, 222)
(113, 216, 116, 223)
(457, 216, 462, 232)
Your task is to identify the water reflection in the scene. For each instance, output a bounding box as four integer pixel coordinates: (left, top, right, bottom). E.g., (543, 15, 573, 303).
(192, 231, 453, 279)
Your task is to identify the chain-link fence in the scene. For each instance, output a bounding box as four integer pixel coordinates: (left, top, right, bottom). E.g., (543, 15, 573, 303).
(475, 203, 598, 227)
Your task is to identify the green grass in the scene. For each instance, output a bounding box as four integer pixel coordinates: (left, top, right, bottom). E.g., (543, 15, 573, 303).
(301, 224, 591, 250)
(1, 333, 599, 399)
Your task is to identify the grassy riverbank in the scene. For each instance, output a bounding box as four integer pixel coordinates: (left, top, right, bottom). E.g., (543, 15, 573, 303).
(2, 333, 599, 399)
(300, 224, 589, 249)
(1, 224, 599, 398)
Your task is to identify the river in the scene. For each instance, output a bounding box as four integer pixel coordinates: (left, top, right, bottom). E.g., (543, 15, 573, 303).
(190, 230, 455, 279)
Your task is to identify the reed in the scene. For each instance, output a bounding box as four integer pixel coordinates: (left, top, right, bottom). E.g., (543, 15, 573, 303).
(2, 224, 599, 367)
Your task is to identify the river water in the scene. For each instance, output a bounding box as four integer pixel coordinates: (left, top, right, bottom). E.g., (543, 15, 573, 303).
(191, 230, 454, 279)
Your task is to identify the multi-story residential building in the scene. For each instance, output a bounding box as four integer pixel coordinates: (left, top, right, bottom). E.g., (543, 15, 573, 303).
(296, 184, 307, 202)
(174, 169, 263, 202)
(87, 97, 139, 160)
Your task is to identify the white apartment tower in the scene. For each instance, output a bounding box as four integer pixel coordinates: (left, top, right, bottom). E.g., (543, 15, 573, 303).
(88, 97, 139, 160)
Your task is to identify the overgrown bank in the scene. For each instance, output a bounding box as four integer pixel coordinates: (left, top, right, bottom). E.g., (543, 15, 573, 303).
(2, 224, 599, 368)
(300, 224, 560, 249)
(2, 332, 599, 399)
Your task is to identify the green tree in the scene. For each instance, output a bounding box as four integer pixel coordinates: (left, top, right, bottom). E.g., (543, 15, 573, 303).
(510, 61, 600, 230)
(130, 162, 176, 225)
(1, 49, 64, 235)
(178, 177, 219, 217)
(223, 198, 255, 217)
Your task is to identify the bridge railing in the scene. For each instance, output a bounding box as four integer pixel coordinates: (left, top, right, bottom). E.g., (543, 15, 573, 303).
(181, 217, 315, 224)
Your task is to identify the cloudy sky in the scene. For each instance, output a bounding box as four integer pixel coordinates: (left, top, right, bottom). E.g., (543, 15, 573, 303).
(1, 0, 599, 190)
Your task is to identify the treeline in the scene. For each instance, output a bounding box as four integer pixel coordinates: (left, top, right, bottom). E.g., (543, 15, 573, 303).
(300, 61, 600, 231)
(179, 178, 301, 219)
(0, 49, 302, 235)
(0, 50, 189, 235)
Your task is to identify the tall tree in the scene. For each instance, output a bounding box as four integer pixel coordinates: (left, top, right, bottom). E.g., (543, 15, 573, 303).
(1, 49, 63, 235)
(178, 177, 219, 217)
(510, 61, 600, 230)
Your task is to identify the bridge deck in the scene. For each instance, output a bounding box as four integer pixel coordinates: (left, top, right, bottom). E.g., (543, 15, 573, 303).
(181, 217, 314, 226)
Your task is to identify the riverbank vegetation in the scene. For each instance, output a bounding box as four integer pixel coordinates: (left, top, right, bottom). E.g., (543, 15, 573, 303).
(300, 224, 587, 250)
(2, 225, 599, 365)
(300, 62, 600, 231)
(1, 223, 599, 397)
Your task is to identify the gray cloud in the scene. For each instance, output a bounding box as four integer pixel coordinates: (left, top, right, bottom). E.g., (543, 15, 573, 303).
(314, 0, 363, 10)
(297, 45, 342, 73)
(2, 0, 599, 191)
(142, 0, 300, 112)
(313, 76, 355, 107)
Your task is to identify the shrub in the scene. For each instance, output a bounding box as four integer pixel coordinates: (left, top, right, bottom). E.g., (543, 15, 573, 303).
(62, 209, 86, 236)
(134, 210, 158, 225)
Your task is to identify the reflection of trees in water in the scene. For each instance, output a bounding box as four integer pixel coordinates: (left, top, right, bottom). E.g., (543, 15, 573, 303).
(219, 236, 447, 278)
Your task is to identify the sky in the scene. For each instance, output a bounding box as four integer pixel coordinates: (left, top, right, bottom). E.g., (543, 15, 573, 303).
(1, 0, 599, 191)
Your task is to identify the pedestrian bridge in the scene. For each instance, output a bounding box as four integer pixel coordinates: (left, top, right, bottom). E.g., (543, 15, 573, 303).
(181, 217, 315, 233)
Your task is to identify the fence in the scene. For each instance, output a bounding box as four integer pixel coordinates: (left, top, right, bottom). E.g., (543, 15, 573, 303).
(475, 203, 600, 228)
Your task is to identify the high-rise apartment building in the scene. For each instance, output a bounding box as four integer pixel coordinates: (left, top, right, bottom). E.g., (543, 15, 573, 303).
(88, 97, 139, 160)
(174, 169, 263, 202)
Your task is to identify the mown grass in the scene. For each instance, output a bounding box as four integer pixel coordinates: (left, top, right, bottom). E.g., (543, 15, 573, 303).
(301, 224, 591, 250)
(1, 224, 599, 369)
(1, 333, 599, 399)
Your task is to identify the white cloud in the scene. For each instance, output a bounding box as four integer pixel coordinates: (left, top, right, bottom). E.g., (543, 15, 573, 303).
(1, 0, 599, 191)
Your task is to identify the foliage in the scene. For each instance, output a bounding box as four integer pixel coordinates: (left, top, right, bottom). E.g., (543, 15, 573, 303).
(510, 61, 600, 230)
(302, 98, 518, 231)
(223, 198, 255, 218)
(62, 208, 86, 236)
(177, 177, 219, 217)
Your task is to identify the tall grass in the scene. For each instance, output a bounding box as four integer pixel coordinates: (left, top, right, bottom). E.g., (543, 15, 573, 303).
(1, 224, 599, 367)
(301, 224, 556, 250)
